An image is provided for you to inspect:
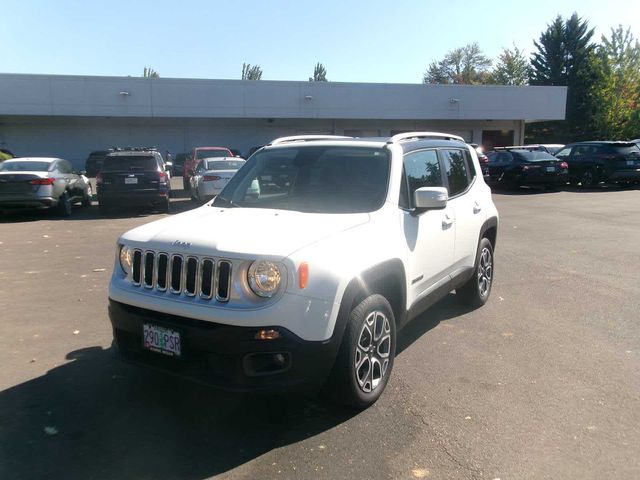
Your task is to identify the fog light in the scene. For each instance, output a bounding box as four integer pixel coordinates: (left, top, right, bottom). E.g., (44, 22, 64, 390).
(273, 353, 286, 366)
(255, 329, 281, 340)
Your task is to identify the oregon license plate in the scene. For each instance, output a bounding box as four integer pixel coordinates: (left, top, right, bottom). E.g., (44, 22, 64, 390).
(143, 324, 181, 357)
(125, 177, 138, 184)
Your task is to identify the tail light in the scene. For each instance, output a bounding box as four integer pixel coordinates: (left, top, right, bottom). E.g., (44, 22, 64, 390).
(30, 178, 56, 185)
(159, 172, 168, 185)
(560, 161, 569, 169)
(96, 172, 104, 185)
(203, 175, 221, 182)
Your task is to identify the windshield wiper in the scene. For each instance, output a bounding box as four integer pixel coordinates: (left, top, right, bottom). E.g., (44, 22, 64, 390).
(212, 196, 240, 208)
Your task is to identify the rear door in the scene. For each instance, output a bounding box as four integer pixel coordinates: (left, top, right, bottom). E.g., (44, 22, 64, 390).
(441, 148, 484, 272)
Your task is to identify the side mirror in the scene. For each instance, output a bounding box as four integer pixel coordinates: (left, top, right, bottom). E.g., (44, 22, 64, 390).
(414, 187, 448, 210)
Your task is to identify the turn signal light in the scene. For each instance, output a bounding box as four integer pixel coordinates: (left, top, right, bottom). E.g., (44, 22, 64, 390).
(298, 262, 309, 289)
(255, 329, 281, 341)
(560, 161, 569, 169)
(30, 178, 56, 185)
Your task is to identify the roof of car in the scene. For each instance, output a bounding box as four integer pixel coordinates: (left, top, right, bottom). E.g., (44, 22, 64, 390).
(194, 146, 232, 150)
(5, 157, 59, 162)
(567, 141, 637, 146)
(106, 150, 159, 156)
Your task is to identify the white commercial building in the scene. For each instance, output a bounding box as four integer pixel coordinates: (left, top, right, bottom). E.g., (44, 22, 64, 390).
(0, 73, 567, 167)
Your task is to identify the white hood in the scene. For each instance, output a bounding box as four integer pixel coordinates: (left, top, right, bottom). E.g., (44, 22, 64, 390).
(120, 205, 370, 259)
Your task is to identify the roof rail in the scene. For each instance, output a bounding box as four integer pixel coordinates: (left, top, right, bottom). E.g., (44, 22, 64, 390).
(268, 135, 352, 146)
(493, 145, 545, 151)
(387, 132, 465, 144)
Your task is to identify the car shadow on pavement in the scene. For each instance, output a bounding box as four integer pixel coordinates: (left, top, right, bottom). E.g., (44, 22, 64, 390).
(0, 346, 356, 480)
(396, 293, 475, 355)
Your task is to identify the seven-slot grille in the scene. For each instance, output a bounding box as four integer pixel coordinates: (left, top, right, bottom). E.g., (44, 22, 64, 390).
(130, 250, 232, 302)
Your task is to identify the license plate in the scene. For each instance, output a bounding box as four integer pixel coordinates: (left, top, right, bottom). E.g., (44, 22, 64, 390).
(627, 160, 635, 166)
(125, 177, 138, 184)
(546, 167, 556, 172)
(143, 324, 181, 357)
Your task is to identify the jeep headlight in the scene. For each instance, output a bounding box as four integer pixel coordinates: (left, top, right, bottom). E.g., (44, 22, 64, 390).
(119, 244, 133, 275)
(248, 261, 282, 298)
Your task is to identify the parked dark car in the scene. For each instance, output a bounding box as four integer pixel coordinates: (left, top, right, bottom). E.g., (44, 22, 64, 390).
(84, 150, 112, 176)
(486, 149, 569, 189)
(554, 141, 640, 188)
(96, 148, 171, 213)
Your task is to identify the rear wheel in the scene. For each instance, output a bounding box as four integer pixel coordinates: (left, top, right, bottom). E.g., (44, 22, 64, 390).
(580, 168, 598, 189)
(326, 294, 396, 409)
(457, 237, 494, 308)
(57, 192, 72, 217)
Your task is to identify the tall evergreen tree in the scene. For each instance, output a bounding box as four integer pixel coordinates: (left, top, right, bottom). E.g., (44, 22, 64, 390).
(241, 63, 263, 80)
(528, 13, 600, 142)
(309, 63, 328, 82)
(143, 67, 159, 78)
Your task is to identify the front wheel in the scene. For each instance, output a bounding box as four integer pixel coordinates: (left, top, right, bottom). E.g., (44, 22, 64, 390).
(326, 294, 396, 409)
(457, 237, 494, 308)
(581, 168, 598, 189)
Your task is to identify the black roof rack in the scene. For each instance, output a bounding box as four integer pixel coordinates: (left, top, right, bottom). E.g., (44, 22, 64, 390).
(110, 146, 158, 152)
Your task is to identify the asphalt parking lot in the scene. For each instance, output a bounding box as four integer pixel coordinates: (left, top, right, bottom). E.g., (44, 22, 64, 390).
(1, 180, 639, 480)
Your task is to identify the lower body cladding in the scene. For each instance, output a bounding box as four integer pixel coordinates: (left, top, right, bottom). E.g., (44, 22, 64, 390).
(108, 300, 341, 392)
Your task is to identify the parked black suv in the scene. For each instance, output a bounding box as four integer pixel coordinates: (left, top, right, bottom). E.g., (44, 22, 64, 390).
(96, 148, 171, 213)
(84, 150, 112, 177)
(554, 142, 640, 188)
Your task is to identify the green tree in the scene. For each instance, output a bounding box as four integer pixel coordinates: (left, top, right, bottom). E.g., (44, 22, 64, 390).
(528, 13, 601, 142)
(593, 26, 640, 139)
(241, 63, 263, 80)
(142, 67, 159, 78)
(309, 62, 327, 82)
(491, 44, 529, 85)
(423, 43, 492, 84)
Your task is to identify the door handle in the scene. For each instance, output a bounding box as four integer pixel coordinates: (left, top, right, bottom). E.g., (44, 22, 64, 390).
(473, 202, 482, 214)
(442, 214, 454, 228)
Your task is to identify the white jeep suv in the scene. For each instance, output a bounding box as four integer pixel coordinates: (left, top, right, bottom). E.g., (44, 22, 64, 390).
(108, 132, 498, 408)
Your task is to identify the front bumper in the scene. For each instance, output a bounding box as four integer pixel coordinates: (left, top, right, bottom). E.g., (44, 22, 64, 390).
(109, 299, 341, 392)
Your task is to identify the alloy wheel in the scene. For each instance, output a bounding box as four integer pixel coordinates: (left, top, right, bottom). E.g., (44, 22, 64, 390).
(355, 311, 392, 393)
(477, 247, 493, 297)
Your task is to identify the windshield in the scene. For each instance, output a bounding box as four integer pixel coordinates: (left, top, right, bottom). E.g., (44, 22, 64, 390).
(0, 161, 51, 171)
(213, 146, 390, 213)
(511, 151, 559, 162)
(196, 149, 230, 160)
(203, 159, 245, 170)
(102, 156, 158, 172)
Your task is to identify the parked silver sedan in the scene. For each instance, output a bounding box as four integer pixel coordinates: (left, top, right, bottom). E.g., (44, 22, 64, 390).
(190, 157, 258, 203)
(0, 157, 92, 216)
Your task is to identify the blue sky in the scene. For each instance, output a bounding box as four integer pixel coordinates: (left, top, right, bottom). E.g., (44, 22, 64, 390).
(1, 0, 638, 83)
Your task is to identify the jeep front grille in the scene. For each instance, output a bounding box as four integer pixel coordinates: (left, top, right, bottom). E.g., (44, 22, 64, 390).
(130, 250, 232, 302)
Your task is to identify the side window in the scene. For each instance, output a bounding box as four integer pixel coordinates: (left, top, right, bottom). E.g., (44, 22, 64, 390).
(554, 147, 571, 160)
(572, 146, 590, 158)
(402, 150, 443, 208)
(441, 149, 470, 197)
(464, 150, 476, 179)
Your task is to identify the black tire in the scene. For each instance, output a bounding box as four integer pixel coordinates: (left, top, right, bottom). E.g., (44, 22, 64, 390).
(580, 168, 598, 189)
(98, 201, 110, 215)
(82, 185, 92, 207)
(57, 192, 72, 217)
(457, 237, 494, 308)
(325, 294, 396, 409)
